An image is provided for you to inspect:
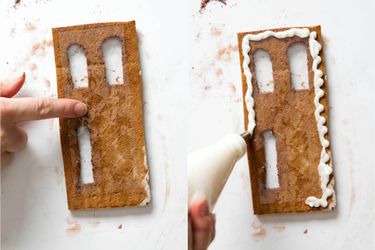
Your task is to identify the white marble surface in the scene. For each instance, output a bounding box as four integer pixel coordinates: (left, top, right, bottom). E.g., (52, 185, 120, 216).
(189, 0, 374, 249)
(1, 0, 374, 249)
(1, 0, 187, 249)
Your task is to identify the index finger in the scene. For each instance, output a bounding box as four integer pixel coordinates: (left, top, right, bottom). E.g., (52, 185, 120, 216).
(5, 97, 87, 122)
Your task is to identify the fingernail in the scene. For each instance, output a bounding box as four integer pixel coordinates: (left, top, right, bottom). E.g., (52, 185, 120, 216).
(74, 102, 87, 116)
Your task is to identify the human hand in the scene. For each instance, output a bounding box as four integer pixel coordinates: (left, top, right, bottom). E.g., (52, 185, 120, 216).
(0, 72, 87, 166)
(188, 198, 216, 250)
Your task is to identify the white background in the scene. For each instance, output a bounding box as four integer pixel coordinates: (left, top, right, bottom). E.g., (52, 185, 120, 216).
(189, 0, 374, 250)
(1, 0, 374, 249)
(1, 0, 187, 249)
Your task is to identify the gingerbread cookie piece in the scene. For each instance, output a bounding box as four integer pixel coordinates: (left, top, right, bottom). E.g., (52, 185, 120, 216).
(53, 21, 150, 210)
(238, 26, 335, 214)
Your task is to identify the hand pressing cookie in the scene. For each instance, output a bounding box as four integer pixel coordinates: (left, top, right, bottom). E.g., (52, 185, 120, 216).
(0, 72, 87, 167)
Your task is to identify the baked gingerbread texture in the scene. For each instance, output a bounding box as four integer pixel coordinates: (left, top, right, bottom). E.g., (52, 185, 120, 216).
(53, 21, 150, 210)
(238, 26, 335, 214)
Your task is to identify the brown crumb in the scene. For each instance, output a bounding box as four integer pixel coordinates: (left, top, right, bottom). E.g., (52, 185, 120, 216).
(195, 32, 202, 42)
(251, 217, 267, 240)
(65, 216, 81, 236)
(273, 225, 286, 232)
(215, 68, 223, 76)
(118, 224, 122, 229)
(230, 84, 236, 93)
(252, 227, 266, 240)
(200, 0, 226, 12)
(25, 22, 37, 32)
(210, 26, 222, 36)
(304, 229, 308, 234)
(13, 0, 21, 8)
(66, 223, 81, 236)
(203, 85, 212, 91)
(10, 27, 16, 36)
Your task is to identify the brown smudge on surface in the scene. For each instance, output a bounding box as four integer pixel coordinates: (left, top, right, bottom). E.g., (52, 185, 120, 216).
(252, 227, 266, 240)
(349, 167, 356, 214)
(163, 181, 171, 209)
(215, 68, 223, 76)
(211, 26, 222, 36)
(350, 185, 356, 211)
(240, 171, 248, 189)
(200, 0, 226, 12)
(118, 224, 122, 229)
(304, 229, 308, 234)
(10, 27, 16, 36)
(25, 22, 37, 32)
(195, 32, 202, 42)
(66, 223, 81, 236)
(53, 165, 64, 185)
(13, 0, 21, 8)
(65, 216, 81, 236)
(88, 219, 100, 228)
(230, 84, 236, 93)
(217, 44, 238, 61)
(44, 79, 51, 88)
(30, 63, 38, 72)
(31, 40, 53, 57)
(273, 225, 286, 232)
(203, 85, 212, 91)
(251, 217, 267, 240)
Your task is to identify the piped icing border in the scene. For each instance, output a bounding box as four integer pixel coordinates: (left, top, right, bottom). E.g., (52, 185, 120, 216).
(241, 28, 333, 208)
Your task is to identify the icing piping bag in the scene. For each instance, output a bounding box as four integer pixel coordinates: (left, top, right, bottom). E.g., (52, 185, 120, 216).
(188, 132, 251, 210)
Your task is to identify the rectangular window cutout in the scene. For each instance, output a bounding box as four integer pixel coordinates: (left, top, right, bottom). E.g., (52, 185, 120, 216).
(77, 125, 94, 184)
(263, 131, 279, 189)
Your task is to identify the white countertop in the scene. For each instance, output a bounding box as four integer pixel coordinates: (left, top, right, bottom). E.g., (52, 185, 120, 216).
(189, 0, 374, 249)
(1, 0, 187, 249)
(1, 0, 374, 249)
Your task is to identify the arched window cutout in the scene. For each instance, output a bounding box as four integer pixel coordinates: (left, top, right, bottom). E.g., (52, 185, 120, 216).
(288, 43, 309, 90)
(102, 37, 124, 85)
(253, 49, 274, 93)
(68, 44, 89, 88)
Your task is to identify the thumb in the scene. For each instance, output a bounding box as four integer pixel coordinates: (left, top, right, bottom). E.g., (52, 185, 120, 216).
(0, 72, 26, 98)
(190, 199, 213, 250)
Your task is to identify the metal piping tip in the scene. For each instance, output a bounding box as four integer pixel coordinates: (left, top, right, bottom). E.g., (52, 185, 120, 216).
(240, 131, 252, 142)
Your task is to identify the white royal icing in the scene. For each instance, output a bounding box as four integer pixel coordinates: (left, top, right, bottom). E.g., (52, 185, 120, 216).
(241, 28, 333, 208)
